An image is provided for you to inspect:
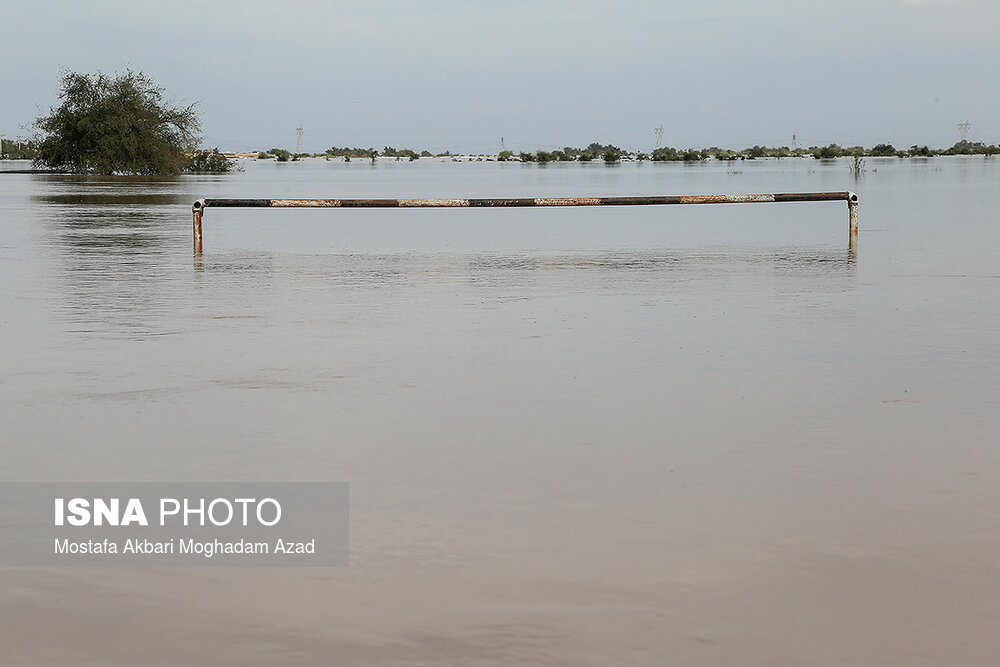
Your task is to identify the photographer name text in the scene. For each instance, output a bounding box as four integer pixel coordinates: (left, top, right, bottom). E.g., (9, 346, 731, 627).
(54, 537, 314, 558)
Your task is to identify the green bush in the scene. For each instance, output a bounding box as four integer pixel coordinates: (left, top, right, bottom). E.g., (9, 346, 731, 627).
(33, 69, 200, 174)
(813, 144, 845, 159)
(870, 143, 897, 156)
(185, 148, 234, 173)
(651, 147, 679, 161)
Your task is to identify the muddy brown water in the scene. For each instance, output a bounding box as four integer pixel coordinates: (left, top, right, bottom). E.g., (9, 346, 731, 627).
(1, 157, 998, 665)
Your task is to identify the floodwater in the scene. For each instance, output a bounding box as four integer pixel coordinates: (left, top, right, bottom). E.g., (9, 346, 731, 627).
(1, 157, 998, 665)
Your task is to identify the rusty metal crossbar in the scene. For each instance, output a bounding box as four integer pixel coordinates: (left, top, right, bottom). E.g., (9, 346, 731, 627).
(192, 191, 859, 254)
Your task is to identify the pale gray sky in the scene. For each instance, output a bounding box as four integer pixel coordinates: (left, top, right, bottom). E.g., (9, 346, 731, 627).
(3, 0, 997, 153)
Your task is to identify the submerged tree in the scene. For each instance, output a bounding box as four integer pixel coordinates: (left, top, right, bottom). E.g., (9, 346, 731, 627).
(187, 148, 235, 173)
(33, 69, 201, 174)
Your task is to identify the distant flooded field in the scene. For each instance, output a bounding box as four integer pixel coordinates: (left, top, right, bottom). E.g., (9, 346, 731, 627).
(1, 157, 998, 665)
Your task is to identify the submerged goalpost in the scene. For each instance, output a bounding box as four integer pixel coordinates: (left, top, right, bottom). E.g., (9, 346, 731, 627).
(191, 191, 859, 254)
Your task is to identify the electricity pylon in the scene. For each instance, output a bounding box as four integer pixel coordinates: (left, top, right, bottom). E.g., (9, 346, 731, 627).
(958, 121, 970, 143)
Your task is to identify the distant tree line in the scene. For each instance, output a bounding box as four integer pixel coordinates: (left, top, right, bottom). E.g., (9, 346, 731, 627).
(501, 143, 625, 163)
(497, 140, 1000, 163)
(790, 141, 996, 159)
(0, 138, 37, 160)
(250, 139, 1000, 165)
(305, 146, 438, 160)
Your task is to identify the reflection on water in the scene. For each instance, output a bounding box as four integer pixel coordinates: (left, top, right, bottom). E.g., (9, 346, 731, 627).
(42, 200, 176, 337)
(1, 158, 999, 665)
(191, 247, 856, 285)
(34, 193, 191, 206)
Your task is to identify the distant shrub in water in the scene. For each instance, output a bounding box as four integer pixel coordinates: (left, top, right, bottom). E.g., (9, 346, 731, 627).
(812, 144, 845, 159)
(870, 143, 897, 156)
(941, 140, 997, 156)
(650, 147, 679, 161)
(536, 151, 555, 163)
(518, 152, 536, 162)
(602, 149, 620, 163)
(381, 146, 420, 160)
(185, 148, 235, 173)
(850, 155, 865, 177)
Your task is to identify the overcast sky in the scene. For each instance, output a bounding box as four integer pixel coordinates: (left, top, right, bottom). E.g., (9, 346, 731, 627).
(3, 1, 997, 153)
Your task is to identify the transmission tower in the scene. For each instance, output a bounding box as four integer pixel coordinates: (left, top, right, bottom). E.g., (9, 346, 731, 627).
(296, 126, 304, 153)
(958, 121, 970, 142)
(791, 133, 797, 150)
(654, 125, 664, 149)
(500, 136, 505, 152)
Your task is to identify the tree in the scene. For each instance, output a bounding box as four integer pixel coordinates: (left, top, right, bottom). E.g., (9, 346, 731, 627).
(33, 69, 201, 174)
